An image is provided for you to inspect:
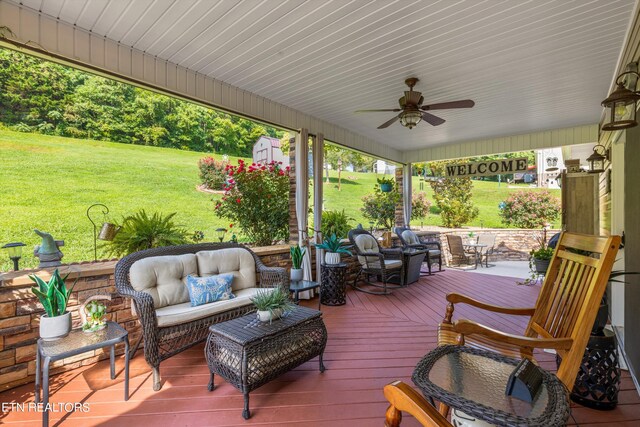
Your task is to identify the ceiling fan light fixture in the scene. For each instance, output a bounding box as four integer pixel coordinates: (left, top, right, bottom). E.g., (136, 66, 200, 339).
(400, 110, 422, 129)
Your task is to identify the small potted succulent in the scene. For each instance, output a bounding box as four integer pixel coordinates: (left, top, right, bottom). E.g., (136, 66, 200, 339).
(290, 245, 306, 282)
(377, 176, 395, 192)
(80, 295, 110, 332)
(29, 269, 75, 341)
(467, 231, 476, 245)
(251, 288, 295, 323)
(316, 233, 353, 265)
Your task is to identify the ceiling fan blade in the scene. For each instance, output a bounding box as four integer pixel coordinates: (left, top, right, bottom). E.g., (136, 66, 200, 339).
(355, 109, 401, 113)
(421, 99, 475, 110)
(421, 111, 446, 126)
(377, 114, 402, 129)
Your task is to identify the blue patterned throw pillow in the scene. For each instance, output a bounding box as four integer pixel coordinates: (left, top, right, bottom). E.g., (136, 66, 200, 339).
(185, 274, 235, 307)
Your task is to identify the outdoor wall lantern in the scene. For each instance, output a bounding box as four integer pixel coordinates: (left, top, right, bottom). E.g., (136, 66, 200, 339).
(2, 242, 26, 271)
(602, 70, 640, 131)
(587, 145, 610, 174)
(215, 228, 227, 242)
(399, 110, 422, 129)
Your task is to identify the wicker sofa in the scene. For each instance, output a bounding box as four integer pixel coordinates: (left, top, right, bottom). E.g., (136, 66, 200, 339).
(114, 243, 288, 391)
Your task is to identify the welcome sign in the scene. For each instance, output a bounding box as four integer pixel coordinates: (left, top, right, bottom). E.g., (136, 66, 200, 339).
(445, 158, 528, 178)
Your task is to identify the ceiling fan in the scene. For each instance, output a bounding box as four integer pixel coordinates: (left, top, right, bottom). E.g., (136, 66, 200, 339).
(355, 78, 475, 129)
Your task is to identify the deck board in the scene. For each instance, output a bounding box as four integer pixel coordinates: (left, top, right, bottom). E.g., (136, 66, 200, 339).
(0, 269, 637, 426)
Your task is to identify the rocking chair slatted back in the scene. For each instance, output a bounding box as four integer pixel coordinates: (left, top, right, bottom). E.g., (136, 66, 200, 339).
(526, 232, 620, 388)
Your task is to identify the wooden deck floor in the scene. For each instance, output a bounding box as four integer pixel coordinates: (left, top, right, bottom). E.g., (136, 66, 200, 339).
(1, 269, 638, 426)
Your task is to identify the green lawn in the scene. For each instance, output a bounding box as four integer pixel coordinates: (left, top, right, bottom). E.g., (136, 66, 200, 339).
(0, 129, 560, 271)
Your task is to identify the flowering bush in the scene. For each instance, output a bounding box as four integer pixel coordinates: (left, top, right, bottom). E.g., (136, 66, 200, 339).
(361, 184, 401, 230)
(361, 186, 431, 229)
(215, 160, 289, 246)
(428, 161, 479, 228)
(499, 190, 560, 229)
(411, 191, 431, 221)
(198, 156, 228, 190)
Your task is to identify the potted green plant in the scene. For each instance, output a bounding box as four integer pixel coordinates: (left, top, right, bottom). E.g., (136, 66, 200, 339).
(467, 231, 476, 245)
(530, 246, 554, 274)
(290, 245, 306, 282)
(251, 288, 295, 323)
(377, 176, 395, 192)
(29, 269, 75, 341)
(316, 233, 353, 265)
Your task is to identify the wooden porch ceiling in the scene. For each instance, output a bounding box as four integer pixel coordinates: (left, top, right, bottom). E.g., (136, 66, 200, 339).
(1, 270, 638, 426)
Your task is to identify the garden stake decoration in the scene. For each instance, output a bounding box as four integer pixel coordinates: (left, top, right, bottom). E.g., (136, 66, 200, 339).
(86, 203, 117, 261)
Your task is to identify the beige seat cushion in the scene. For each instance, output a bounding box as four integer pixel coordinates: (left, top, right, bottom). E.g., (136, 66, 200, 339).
(401, 230, 420, 245)
(196, 248, 256, 291)
(354, 233, 380, 266)
(155, 287, 272, 327)
(129, 254, 196, 308)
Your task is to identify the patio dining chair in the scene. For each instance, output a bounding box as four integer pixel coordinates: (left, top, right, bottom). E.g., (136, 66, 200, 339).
(348, 228, 404, 295)
(438, 232, 621, 393)
(394, 227, 442, 274)
(445, 234, 473, 267)
(477, 233, 496, 267)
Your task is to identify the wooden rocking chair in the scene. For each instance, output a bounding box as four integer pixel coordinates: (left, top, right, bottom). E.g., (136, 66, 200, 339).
(384, 381, 452, 427)
(438, 231, 620, 391)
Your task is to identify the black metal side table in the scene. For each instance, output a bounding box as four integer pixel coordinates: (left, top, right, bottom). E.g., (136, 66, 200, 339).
(560, 328, 621, 409)
(35, 321, 130, 427)
(289, 279, 320, 306)
(321, 263, 347, 306)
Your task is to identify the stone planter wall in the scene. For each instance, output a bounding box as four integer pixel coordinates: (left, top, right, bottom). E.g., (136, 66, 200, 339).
(433, 228, 559, 265)
(0, 245, 294, 392)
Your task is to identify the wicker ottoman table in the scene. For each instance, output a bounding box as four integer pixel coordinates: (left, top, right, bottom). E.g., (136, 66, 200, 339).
(205, 306, 328, 419)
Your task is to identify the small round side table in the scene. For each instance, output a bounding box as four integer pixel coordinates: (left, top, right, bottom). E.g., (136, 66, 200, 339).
(320, 263, 347, 306)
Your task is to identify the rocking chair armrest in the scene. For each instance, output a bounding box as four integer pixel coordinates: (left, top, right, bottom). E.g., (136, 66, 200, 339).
(384, 381, 452, 427)
(454, 319, 574, 351)
(359, 251, 385, 260)
(446, 293, 536, 316)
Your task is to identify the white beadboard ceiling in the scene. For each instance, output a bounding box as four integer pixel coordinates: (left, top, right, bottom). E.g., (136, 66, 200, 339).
(15, 0, 637, 152)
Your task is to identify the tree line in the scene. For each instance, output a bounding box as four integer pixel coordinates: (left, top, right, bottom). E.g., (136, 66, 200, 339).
(0, 48, 284, 156)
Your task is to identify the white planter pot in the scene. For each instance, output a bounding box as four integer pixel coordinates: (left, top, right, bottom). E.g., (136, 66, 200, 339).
(256, 308, 283, 323)
(290, 268, 303, 282)
(324, 252, 341, 265)
(39, 311, 71, 341)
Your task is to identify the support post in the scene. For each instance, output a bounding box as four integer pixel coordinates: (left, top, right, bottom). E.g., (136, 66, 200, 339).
(313, 134, 324, 282)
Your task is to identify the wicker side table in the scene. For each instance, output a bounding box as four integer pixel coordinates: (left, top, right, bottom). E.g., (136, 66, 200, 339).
(320, 263, 347, 306)
(206, 306, 327, 419)
(412, 345, 570, 427)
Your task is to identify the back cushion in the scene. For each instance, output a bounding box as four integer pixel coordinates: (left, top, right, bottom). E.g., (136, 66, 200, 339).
(402, 230, 420, 245)
(354, 234, 380, 265)
(196, 248, 256, 291)
(129, 254, 196, 308)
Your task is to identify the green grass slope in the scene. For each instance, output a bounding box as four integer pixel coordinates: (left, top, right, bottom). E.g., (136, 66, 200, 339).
(0, 129, 560, 271)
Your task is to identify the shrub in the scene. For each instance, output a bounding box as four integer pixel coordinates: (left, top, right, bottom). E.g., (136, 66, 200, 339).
(411, 191, 431, 221)
(428, 161, 479, 228)
(107, 210, 189, 256)
(198, 156, 228, 190)
(215, 160, 289, 246)
(321, 209, 353, 239)
(361, 184, 401, 230)
(499, 190, 561, 229)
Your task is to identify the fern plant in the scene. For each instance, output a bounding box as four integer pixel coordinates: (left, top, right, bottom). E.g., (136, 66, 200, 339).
(29, 269, 75, 317)
(107, 210, 189, 256)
